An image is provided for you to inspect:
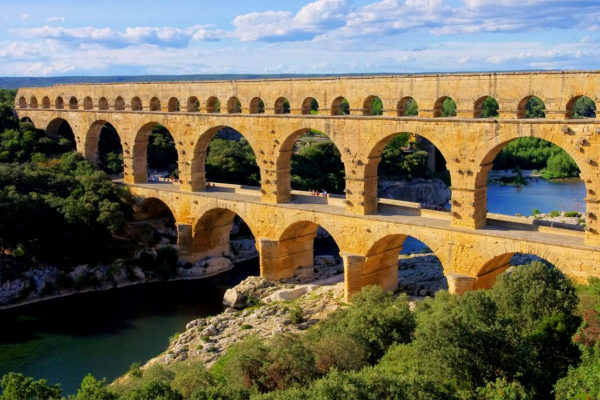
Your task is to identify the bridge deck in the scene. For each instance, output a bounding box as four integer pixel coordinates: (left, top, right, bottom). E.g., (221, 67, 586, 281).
(120, 180, 592, 252)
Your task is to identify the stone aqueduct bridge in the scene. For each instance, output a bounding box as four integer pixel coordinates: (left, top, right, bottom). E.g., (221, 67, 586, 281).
(14, 71, 600, 300)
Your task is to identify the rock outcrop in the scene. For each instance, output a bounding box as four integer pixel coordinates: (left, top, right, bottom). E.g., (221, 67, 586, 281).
(378, 178, 450, 206)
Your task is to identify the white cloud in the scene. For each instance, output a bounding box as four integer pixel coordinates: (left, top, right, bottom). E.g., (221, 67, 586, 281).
(17, 25, 222, 48)
(47, 16, 66, 23)
(20, 13, 31, 21)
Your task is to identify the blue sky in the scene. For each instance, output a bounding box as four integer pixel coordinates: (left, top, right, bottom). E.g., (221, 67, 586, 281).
(0, 0, 598, 76)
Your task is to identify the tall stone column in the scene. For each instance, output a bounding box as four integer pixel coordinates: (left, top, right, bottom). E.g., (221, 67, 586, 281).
(261, 162, 291, 204)
(344, 156, 379, 215)
(450, 186, 487, 229)
(178, 159, 194, 192)
(342, 253, 366, 302)
(177, 223, 194, 262)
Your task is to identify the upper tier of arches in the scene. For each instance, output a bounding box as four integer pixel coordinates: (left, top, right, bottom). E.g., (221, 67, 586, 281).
(15, 71, 600, 120)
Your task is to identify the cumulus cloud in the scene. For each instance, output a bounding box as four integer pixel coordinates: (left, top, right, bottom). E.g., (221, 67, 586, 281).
(17, 25, 221, 48)
(233, 0, 351, 41)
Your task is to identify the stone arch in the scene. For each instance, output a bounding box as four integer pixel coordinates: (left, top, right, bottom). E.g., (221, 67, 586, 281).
(249, 97, 265, 114)
(274, 97, 290, 114)
(363, 233, 446, 293)
(168, 97, 180, 112)
(566, 95, 597, 119)
(472, 244, 562, 290)
(84, 119, 123, 165)
(83, 96, 93, 110)
(98, 97, 109, 111)
(517, 95, 545, 119)
(131, 121, 179, 183)
(227, 96, 242, 114)
(149, 97, 161, 112)
(45, 117, 75, 145)
(433, 96, 456, 117)
(190, 207, 258, 261)
(187, 96, 200, 112)
(131, 96, 142, 111)
(206, 96, 220, 113)
(138, 197, 178, 221)
(42, 96, 51, 109)
(474, 96, 499, 118)
(18, 96, 27, 108)
(189, 125, 262, 191)
(115, 96, 125, 111)
(68, 96, 78, 110)
(29, 96, 38, 109)
(269, 220, 341, 279)
(275, 128, 349, 197)
(55, 96, 64, 109)
(331, 96, 350, 115)
(301, 97, 319, 115)
(362, 95, 383, 116)
(397, 97, 417, 116)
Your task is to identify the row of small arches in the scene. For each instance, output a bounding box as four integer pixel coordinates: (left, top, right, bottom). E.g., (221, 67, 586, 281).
(18, 94, 597, 119)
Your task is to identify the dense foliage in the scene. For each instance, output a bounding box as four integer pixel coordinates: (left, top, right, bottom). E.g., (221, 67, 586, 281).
(5, 262, 595, 400)
(206, 137, 260, 186)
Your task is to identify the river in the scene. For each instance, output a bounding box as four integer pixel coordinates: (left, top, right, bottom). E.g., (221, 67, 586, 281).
(0, 176, 586, 393)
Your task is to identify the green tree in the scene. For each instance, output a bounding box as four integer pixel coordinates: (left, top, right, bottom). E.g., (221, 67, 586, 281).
(71, 374, 116, 400)
(0, 372, 62, 400)
(525, 97, 545, 118)
(441, 98, 456, 117)
(147, 125, 178, 176)
(122, 381, 182, 400)
(572, 96, 596, 119)
(480, 97, 499, 118)
(291, 142, 345, 193)
(206, 138, 260, 186)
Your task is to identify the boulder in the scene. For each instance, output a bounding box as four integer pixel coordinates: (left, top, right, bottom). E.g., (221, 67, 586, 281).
(263, 287, 308, 303)
(223, 288, 246, 308)
(314, 255, 336, 266)
(205, 257, 233, 275)
(201, 324, 217, 336)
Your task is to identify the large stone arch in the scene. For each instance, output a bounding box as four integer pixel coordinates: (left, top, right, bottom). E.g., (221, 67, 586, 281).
(471, 242, 564, 290)
(131, 121, 179, 183)
(138, 196, 179, 221)
(274, 127, 350, 203)
(83, 118, 124, 165)
(188, 124, 263, 191)
(45, 117, 75, 141)
(190, 206, 258, 261)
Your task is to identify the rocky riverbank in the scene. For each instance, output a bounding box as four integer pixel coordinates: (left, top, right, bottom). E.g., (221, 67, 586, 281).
(378, 178, 450, 206)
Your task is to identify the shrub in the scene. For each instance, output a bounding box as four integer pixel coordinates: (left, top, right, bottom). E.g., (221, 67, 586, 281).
(128, 362, 143, 379)
(549, 210, 560, 217)
(289, 305, 303, 324)
(0, 372, 62, 400)
(564, 211, 580, 217)
(73, 374, 116, 400)
(531, 208, 541, 216)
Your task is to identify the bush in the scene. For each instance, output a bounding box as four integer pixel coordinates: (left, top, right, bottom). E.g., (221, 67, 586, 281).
(564, 211, 580, 217)
(288, 305, 303, 324)
(549, 210, 560, 217)
(0, 372, 62, 400)
(72, 374, 116, 400)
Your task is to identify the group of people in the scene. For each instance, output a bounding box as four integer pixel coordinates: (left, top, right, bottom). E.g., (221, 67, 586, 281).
(205, 182, 216, 190)
(309, 189, 329, 197)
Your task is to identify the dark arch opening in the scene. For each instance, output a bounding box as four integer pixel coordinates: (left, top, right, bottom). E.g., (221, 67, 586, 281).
(187, 96, 200, 112)
(375, 132, 450, 210)
(115, 96, 125, 111)
(397, 97, 418, 116)
(331, 96, 350, 115)
(83, 97, 93, 110)
(274, 97, 290, 114)
(98, 97, 109, 111)
(363, 95, 383, 116)
(202, 127, 260, 188)
(567, 96, 596, 119)
(131, 97, 142, 111)
(284, 129, 346, 195)
(55, 96, 64, 109)
(474, 96, 499, 118)
(433, 96, 456, 117)
(45, 118, 76, 151)
(484, 137, 584, 226)
(68, 96, 78, 110)
(249, 97, 265, 114)
(518, 95, 545, 119)
(301, 97, 319, 115)
(132, 123, 179, 184)
(365, 234, 447, 296)
(168, 97, 180, 112)
(227, 97, 241, 114)
(29, 96, 38, 109)
(136, 197, 177, 244)
(206, 96, 220, 113)
(276, 221, 342, 283)
(42, 96, 50, 109)
(149, 97, 161, 112)
(18, 96, 27, 108)
(97, 122, 123, 176)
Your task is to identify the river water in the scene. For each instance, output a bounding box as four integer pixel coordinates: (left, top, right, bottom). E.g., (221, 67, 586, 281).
(0, 176, 586, 393)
